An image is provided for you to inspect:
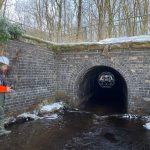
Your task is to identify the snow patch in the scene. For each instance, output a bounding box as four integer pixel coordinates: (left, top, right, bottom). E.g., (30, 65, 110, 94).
(24, 34, 150, 46)
(5, 102, 65, 126)
(40, 102, 64, 113)
(142, 116, 150, 122)
(99, 35, 150, 44)
(121, 114, 138, 119)
(17, 112, 41, 120)
(143, 122, 150, 130)
(4, 117, 16, 125)
(44, 114, 58, 120)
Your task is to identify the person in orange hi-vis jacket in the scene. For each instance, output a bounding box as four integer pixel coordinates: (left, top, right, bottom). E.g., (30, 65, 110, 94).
(0, 56, 13, 136)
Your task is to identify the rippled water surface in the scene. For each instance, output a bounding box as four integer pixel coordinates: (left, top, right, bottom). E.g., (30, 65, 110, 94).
(0, 110, 150, 150)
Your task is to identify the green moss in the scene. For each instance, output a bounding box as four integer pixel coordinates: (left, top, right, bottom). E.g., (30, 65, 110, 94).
(48, 43, 104, 54)
(131, 41, 150, 45)
(47, 44, 60, 54)
(23, 35, 50, 44)
(130, 41, 150, 48)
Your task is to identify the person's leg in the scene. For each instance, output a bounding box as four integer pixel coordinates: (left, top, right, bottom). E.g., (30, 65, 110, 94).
(0, 105, 4, 128)
(0, 93, 11, 136)
(0, 93, 5, 130)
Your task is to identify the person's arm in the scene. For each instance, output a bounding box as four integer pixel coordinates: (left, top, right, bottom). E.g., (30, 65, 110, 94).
(0, 85, 9, 92)
(0, 74, 13, 92)
(6, 86, 13, 92)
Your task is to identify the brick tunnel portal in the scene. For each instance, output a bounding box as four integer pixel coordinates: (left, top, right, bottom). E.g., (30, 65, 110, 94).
(78, 66, 127, 114)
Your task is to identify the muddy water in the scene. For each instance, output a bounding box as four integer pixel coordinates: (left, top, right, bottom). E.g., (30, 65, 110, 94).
(0, 110, 150, 150)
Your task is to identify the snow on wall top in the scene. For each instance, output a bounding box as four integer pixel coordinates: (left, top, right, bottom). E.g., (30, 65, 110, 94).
(23, 34, 150, 53)
(99, 35, 150, 44)
(24, 34, 150, 46)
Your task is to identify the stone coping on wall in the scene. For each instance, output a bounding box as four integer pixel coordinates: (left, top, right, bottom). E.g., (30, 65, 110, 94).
(22, 34, 150, 54)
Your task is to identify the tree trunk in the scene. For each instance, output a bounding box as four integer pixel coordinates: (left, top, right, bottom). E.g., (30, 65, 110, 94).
(2, 0, 7, 17)
(76, 0, 82, 40)
(0, 0, 5, 10)
(56, 0, 62, 42)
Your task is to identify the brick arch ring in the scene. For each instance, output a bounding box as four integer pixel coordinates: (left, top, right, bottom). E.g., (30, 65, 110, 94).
(67, 59, 138, 112)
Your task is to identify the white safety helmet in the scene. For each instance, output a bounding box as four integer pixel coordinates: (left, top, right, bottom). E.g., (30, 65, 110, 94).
(0, 56, 9, 65)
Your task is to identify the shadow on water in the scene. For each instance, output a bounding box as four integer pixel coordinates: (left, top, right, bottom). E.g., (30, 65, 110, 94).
(0, 109, 150, 150)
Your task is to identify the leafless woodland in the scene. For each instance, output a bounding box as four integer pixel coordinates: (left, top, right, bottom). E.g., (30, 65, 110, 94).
(0, 0, 149, 42)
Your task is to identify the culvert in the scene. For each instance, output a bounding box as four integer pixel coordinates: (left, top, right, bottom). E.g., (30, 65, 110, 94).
(78, 66, 127, 114)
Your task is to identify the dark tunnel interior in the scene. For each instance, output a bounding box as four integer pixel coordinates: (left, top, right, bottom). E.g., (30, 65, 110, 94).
(78, 66, 127, 114)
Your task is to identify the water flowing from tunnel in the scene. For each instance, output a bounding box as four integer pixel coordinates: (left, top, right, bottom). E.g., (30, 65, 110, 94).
(0, 109, 150, 150)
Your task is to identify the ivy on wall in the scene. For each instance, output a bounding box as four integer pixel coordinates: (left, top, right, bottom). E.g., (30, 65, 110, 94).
(0, 17, 25, 43)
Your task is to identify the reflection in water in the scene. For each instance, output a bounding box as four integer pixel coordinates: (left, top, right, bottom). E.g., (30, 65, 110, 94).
(0, 109, 150, 150)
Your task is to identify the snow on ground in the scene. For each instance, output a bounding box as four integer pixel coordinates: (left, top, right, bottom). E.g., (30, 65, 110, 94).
(143, 116, 150, 122)
(40, 102, 64, 113)
(122, 114, 138, 119)
(143, 122, 150, 130)
(99, 35, 150, 44)
(18, 102, 64, 120)
(5, 102, 64, 126)
(17, 112, 41, 120)
(44, 114, 58, 120)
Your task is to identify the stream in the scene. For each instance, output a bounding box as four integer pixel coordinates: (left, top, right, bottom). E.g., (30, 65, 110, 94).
(0, 109, 150, 150)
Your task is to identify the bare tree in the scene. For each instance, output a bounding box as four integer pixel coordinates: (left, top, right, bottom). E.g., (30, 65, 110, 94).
(2, 0, 7, 17)
(55, 0, 62, 41)
(76, 0, 82, 40)
(0, 0, 5, 10)
(4, 0, 149, 42)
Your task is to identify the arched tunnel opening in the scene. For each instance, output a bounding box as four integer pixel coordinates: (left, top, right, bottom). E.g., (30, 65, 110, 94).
(78, 66, 127, 114)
